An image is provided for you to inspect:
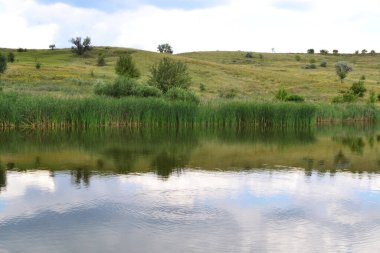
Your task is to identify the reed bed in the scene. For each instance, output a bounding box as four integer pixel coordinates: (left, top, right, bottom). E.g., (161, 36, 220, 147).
(0, 93, 377, 129)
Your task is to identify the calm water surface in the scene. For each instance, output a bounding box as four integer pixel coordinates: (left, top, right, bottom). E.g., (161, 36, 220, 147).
(1, 126, 380, 252)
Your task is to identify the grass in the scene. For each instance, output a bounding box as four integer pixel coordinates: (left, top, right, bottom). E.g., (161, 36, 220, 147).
(0, 93, 376, 129)
(0, 47, 379, 102)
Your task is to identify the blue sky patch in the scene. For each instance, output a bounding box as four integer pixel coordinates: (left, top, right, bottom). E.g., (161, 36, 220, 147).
(37, 0, 225, 11)
(274, 1, 312, 12)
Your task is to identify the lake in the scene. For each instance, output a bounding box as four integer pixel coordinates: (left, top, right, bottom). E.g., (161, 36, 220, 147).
(1, 126, 380, 252)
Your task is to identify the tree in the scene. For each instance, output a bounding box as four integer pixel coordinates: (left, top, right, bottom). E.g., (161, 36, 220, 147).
(0, 53, 7, 74)
(361, 49, 367, 55)
(333, 49, 339, 55)
(335, 61, 353, 83)
(307, 49, 314, 54)
(49, 44, 56, 50)
(370, 50, 376, 56)
(320, 49, 329, 55)
(157, 43, 173, 54)
(115, 55, 140, 78)
(148, 57, 191, 93)
(70, 36, 92, 55)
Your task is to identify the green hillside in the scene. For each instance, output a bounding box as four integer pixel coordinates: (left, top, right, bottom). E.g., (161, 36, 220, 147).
(1, 47, 379, 102)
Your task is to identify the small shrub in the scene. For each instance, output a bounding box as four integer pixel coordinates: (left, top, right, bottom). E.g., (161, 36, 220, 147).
(368, 90, 376, 104)
(275, 87, 288, 101)
(164, 87, 199, 104)
(342, 90, 357, 102)
(307, 49, 314, 54)
(115, 55, 140, 78)
(285, 94, 304, 102)
(7, 52, 15, 63)
(332, 96, 344, 103)
(295, 55, 301, 61)
(360, 75, 366, 80)
(94, 77, 138, 98)
(259, 54, 263, 60)
(199, 83, 206, 92)
(245, 52, 254, 58)
(97, 54, 106, 66)
(133, 85, 162, 98)
(310, 58, 316, 64)
(320, 61, 327, 67)
(90, 70, 95, 77)
(303, 63, 317, 69)
(350, 80, 366, 97)
(35, 62, 41, 69)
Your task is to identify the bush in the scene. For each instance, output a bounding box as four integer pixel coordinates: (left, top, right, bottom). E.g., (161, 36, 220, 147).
(0, 53, 7, 74)
(97, 54, 106, 66)
(35, 62, 41, 70)
(7, 52, 15, 63)
(332, 91, 356, 103)
(309, 58, 316, 64)
(303, 63, 317, 69)
(360, 75, 366, 80)
(320, 61, 327, 67)
(307, 49, 314, 54)
(199, 83, 206, 92)
(245, 52, 254, 58)
(295, 55, 301, 61)
(342, 90, 357, 102)
(350, 80, 366, 97)
(285, 94, 305, 102)
(164, 87, 200, 104)
(368, 90, 376, 104)
(148, 57, 191, 93)
(115, 55, 140, 78)
(133, 85, 162, 98)
(94, 77, 138, 98)
(377, 94, 380, 102)
(275, 87, 288, 101)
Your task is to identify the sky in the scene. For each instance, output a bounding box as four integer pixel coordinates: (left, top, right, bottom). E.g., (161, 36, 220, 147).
(0, 0, 379, 53)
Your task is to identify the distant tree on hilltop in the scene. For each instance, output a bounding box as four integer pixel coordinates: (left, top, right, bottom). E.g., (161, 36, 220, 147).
(70, 37, 92, 56)
(157, 43, 173, 54)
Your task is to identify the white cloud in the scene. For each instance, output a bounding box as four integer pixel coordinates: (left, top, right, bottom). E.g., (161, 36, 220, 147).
(0, 0, 379, 52)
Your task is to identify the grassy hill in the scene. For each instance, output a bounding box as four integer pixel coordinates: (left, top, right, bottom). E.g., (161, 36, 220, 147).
(1, 47, 379, 102)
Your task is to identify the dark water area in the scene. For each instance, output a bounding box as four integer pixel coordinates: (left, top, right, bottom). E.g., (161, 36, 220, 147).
(1, 126, 380, 252)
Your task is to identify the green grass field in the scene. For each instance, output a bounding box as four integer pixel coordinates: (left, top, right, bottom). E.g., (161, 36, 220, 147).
(1, 47, 379, 102)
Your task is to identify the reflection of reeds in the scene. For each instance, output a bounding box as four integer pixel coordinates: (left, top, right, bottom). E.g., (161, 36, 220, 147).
(0, 93, 376, 129)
